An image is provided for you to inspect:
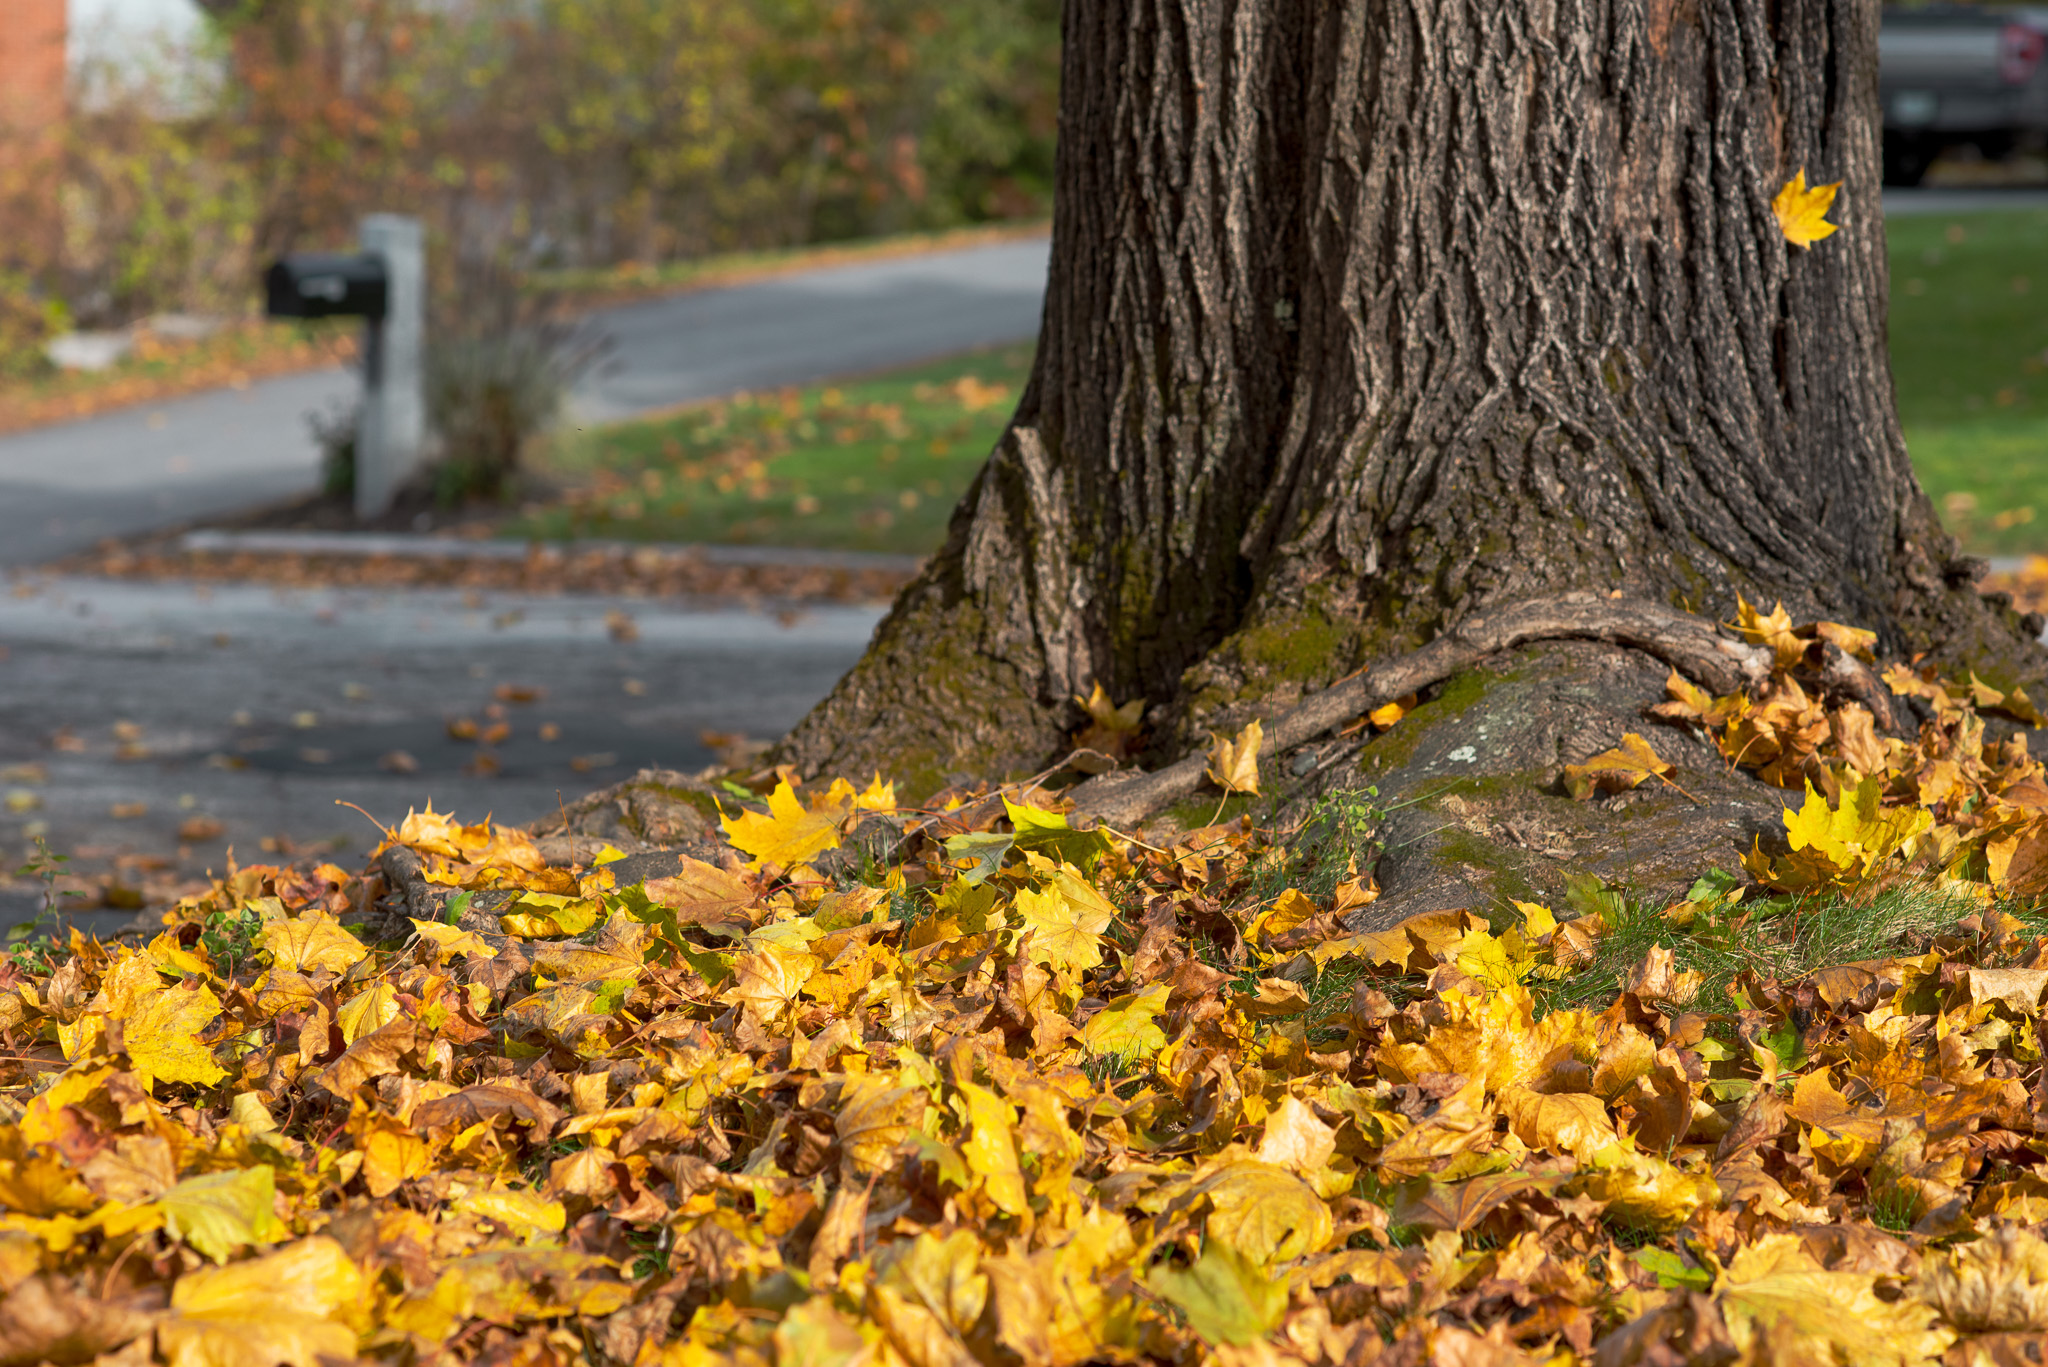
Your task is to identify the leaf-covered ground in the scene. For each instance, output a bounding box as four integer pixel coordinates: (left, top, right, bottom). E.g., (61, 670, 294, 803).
(13, 608, 2048, 1365)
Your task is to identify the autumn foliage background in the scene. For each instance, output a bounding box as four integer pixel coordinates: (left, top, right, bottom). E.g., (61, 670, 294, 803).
(0, 0, 1058, 356)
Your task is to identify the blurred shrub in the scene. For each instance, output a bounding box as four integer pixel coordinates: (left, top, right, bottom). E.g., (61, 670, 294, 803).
(58, 112, 261, 326)
(424, 255, 609, 506)
(306, 399, 357, 500)
(0, 270, 64, 379)
(7, 0, 1060, 331)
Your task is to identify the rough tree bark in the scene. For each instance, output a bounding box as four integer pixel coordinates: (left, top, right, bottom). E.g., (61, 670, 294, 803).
(782, 0, 2042, 792)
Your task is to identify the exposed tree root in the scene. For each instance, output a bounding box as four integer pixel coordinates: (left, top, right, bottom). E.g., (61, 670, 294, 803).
(1064, 592, 1887, 828)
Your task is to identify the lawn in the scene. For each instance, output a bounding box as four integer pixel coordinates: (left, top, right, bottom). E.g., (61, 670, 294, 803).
(516, 208, 2048, 559)
(1889, 208, 2048, 554)
(514, 345, 1033, 556)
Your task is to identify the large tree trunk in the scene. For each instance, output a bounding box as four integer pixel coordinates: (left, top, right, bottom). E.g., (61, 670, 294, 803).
(784, 0, 2040, 790)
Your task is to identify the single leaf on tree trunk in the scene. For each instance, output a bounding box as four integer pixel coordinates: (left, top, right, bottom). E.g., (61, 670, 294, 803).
(1562, 733, 1675, 800)
(1772, 169, 1840, 249)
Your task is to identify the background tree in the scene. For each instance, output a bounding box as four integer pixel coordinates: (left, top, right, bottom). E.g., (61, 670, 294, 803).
(783, 0, 2046, 797)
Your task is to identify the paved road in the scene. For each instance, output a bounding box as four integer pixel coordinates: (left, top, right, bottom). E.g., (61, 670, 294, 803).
(0, 238, 1051, 567)
(0, 577, 882, 937)
(1882, 186, 2048, 216)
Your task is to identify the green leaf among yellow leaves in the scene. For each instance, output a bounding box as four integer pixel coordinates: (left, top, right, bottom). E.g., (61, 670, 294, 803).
(1145, 1240, 1288, 1346)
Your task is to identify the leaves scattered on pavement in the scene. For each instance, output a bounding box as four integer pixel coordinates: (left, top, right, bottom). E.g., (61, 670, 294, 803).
(42, 543, 914, 605)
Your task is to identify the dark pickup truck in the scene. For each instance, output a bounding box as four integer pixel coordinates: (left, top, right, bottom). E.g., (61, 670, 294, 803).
(1882, 5, 2048, 184)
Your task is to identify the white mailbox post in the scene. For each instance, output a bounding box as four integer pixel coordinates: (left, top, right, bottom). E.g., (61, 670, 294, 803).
(264, 213, 427, 519)
(353, 214, 426, 519)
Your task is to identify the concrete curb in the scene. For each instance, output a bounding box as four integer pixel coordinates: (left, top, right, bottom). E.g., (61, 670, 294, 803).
(177, 529, 925, 575)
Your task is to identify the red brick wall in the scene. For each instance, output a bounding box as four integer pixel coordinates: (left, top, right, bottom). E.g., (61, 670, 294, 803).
(0, 0, 66, 134)
(0, 0, 65, 264)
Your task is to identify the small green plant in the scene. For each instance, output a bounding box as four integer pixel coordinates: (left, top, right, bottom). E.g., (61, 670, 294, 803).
(425, 254, 608, 509)
(1868, 1184, 1919, 1234)
(6, 837, 83, 970)
(199, 902, 266, 977)
(1241, 787, 1382, 911)
(1079, 1046, 1145, 1090)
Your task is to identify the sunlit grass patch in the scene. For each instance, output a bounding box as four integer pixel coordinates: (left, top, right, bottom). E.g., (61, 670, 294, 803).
(1889, 209, 2048, 553)
(1530, 870, 1994, 1018)
(517, 344, 1033, 555)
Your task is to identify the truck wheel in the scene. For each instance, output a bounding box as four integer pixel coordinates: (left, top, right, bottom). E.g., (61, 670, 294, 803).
(1884, 131, 1936, 187)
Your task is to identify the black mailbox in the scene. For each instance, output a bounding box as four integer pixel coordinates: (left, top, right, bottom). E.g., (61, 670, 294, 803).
(264, 252, 388, 319)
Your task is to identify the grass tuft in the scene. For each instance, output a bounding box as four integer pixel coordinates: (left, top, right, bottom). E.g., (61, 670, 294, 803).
(1533, 873, 1984, 1017)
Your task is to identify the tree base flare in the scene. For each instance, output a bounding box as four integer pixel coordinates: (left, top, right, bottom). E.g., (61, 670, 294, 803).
(1262, 640, 1807, 931)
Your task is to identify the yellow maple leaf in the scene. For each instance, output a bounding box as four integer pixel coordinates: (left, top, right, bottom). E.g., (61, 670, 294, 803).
(1733, 595, 1808, 670)
(1511, 900, 1558, 938)
(1075, 983, 1170, 1060)
(159, 1236, 361, 1367)
(1772, 168, 1841, 249)
(357, 1112, 434, 1198)
(721, 778, 846, 869)
(1562, 732, 1675, 800)
(125, 979, 229, 1090)
(819, 773, 898, 814)
(1206, 718, 1263, 795)
(955, 1080, 1030, 1216)
(1499, 1085, 1619, 1160)
(335, 980, 401, 1045)
(1718, 1233, 1952, 1364)
(409, 920, 500, 962)
(1814, 620, 1877, 661)
(1453, 925, 1536, 990)
(152, 1167, 288, 1262)
(1012, 874, 1112, 973)
(1073, 681, 1145, 734)
(1196, 1161, 1334, 1266)
(261, 911, 366, 975)
(1781, 775, 1933, 882)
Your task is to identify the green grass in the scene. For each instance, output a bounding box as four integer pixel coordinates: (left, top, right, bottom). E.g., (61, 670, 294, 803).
(515, 345, 1032, 556)
(1530, 872, 1984, 1019)
(1888, 209, 2048, 554)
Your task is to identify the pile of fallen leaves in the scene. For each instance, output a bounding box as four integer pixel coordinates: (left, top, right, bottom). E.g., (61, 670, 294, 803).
(1623, 598, 2048, 902)
(17, 622, 2048, 1364)
(35, 543, 913, 606)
